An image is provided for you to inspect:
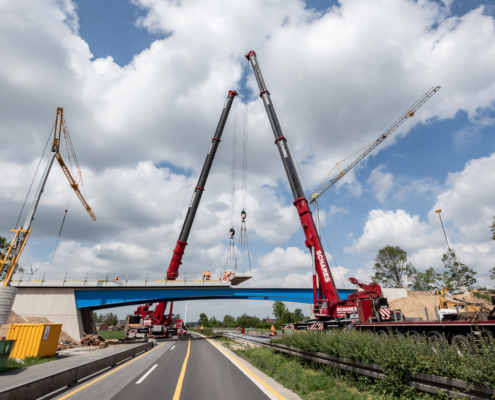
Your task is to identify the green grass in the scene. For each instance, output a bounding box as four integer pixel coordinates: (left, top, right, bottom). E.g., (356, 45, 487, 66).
(2, 356, 57, 373)
(98, 330, 126, 340)
(228, 344, 392, 400)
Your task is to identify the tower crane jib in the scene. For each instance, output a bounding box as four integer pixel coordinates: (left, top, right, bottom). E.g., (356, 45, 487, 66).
(309, 86, 441, 204)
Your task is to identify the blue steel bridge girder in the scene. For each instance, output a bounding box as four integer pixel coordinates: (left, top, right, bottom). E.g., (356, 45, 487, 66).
(75, 288, 356, 311)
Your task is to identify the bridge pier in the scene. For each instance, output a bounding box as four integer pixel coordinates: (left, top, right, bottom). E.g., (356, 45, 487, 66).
(12, 288, 88, 341)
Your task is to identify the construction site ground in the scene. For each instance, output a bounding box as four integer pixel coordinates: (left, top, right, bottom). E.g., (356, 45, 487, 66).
(389, 291, 494, 320)
(0, 311, 78, 343)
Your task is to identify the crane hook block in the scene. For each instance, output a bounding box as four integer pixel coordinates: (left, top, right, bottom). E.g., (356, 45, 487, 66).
(230, 228, 235, 239)
(241, 210, 246, 221)
(435, 209, 442, 213)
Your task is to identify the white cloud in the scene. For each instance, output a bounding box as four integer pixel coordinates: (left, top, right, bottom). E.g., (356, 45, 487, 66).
(347, 153, 495, 279)
(2, 0, 495, 300)
(367, 165, 394, 202)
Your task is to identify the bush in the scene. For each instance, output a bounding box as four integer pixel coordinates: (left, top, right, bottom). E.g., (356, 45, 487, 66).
(275, 330, 495, 397)
(473, 291, 492, 303)
(235, 346, 384, 399)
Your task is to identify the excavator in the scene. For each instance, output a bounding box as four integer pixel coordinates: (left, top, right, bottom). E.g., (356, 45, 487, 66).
(128, 90, 238, 337)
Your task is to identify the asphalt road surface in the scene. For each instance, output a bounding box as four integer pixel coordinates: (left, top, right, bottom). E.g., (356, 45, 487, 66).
(49, 332, 298, 400)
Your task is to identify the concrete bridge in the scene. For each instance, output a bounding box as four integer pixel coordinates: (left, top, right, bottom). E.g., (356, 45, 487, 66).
(10, 278, 357, 341)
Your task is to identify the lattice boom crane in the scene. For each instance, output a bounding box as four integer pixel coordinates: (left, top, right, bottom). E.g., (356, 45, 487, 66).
(308, 86, 441, 204)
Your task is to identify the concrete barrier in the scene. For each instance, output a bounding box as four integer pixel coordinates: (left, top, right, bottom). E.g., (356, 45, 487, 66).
(0, 341, 153, 400)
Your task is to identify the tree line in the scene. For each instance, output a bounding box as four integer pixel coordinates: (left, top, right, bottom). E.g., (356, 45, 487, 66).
(371, 215, 495, 290)
(93, 312, 119, 326)
(197, 302, 305, 330)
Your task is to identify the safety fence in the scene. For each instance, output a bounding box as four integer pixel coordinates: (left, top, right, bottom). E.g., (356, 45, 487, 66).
(216, 331, 495, 400)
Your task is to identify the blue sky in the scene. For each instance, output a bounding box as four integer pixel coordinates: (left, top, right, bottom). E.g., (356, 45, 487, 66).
(2, 0, 495, 322)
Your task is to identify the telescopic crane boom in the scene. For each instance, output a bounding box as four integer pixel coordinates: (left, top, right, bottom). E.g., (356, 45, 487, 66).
(1, 108, 96, 287)
(309, 86, 440, 204)
(245, 51, 345, 318)
(134, 90, 238, 326)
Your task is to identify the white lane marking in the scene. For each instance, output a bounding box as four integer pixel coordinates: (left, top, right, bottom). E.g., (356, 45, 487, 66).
(196, 333, 283, 400)
(171, 345, 176, 350)
(136, 364, 158, 384)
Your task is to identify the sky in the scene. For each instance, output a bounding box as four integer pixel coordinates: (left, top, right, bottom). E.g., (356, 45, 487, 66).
(1, 0, 494, 322)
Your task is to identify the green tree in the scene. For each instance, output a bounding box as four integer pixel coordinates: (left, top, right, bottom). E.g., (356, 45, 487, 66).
(489, 266, 495, 282)
(223, 315, 235, 327)
(175, 313, 181, 321)
(371, 245, 414, 288)
(101, 312, 118, 326)
(405, 266, 440, 291)
(199, 313, 207, 322)
(272, 301, 288, 319)
(293, 308, 304, 321)
(0, 236, 25, 280)
(202, 316, 208, 327)
(441, 250, 476, 289)
(490, 216, 495, 241)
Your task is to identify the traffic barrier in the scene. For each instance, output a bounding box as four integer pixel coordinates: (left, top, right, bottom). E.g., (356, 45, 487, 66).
(217, 332, 495, 399)
(0, 341, 154, 400)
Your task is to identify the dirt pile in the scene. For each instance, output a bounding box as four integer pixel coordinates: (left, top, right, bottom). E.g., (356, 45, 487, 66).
(0, 311, 79, 343)
(389, 295, 440, 320)
(451, 292, 493, 310)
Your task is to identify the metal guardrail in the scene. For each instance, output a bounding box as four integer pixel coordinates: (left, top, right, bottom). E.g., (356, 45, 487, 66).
(0, 341, 154, 400)
(216, 332, 495, 400)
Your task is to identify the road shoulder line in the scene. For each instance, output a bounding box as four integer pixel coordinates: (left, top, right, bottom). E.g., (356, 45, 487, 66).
(194, 332, 299, 400)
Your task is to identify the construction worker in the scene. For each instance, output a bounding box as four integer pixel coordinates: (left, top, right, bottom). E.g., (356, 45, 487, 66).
(241, 325, 245, 335)
(222, 271, 226, 281)
(206, 270, 211, 281)
(227, 270, 231, 282)
(202, 270, 206, 281)
(114, 275, 119, 281)
(271, 325, 275, 337)
(201, 325, 204, 333)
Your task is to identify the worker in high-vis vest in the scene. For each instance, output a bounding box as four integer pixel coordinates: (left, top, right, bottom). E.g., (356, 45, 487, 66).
(271, 325, 275, 337)
(206, 270, 211, 280)
(222, 271, 227, 281)
(202, 270, 206, 281)
(201, 325, 204, 333)
(241, 325, 245, 335)
(227, 271, 231, 282)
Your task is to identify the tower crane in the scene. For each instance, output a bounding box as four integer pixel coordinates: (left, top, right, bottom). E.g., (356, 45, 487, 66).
(308, 86, 440, 205)
(1, 108, 96, 287)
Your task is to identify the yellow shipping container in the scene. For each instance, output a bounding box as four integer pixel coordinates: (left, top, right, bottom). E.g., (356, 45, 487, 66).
(6, 324, 61, 359)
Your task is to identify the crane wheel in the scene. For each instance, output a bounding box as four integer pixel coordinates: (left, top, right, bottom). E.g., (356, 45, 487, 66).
(452, 334, 473, 356)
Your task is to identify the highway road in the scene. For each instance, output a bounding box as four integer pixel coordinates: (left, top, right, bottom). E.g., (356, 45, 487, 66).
(46, 333, 300, 400)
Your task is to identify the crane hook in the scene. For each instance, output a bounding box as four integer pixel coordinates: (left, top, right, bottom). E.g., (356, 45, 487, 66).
(230, 227, 235, 239)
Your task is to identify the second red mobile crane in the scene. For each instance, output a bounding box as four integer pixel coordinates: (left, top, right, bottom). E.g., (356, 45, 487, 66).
(245, 50, 379, 322)
(246, 51, 495, 344)
(129, 90, 238, 337)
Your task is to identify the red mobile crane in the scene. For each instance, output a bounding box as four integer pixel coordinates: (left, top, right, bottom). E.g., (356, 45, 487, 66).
(128, 90, 238, 338)
(246, 50, 495, 341)
(245, 50, 377, 321)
